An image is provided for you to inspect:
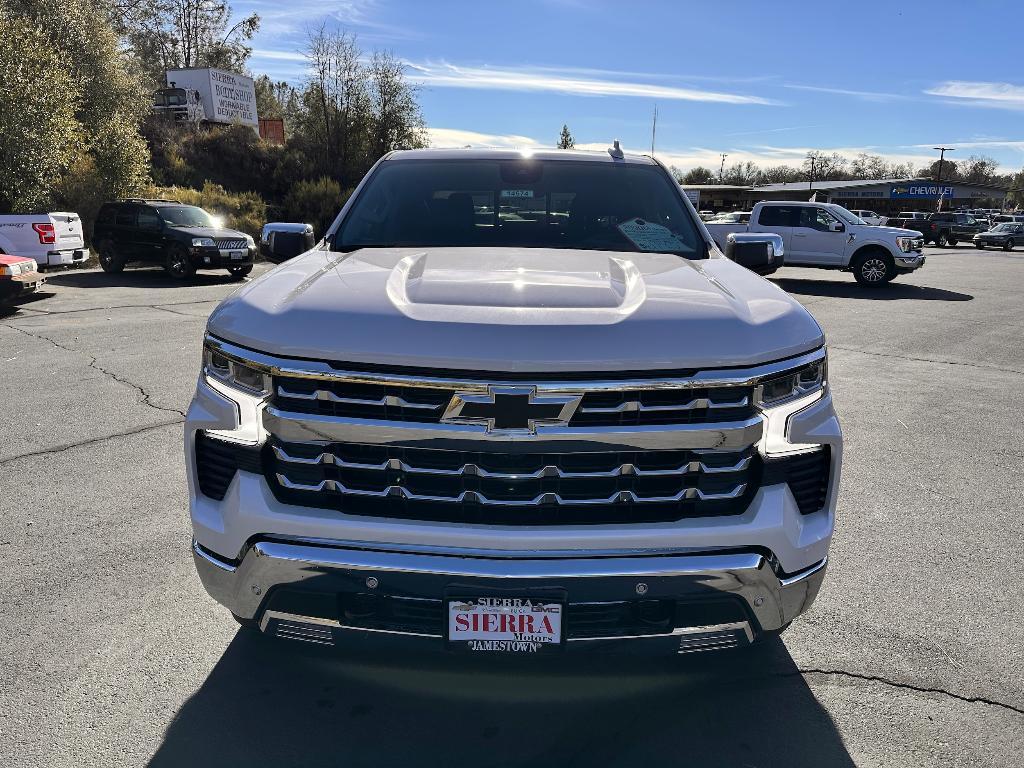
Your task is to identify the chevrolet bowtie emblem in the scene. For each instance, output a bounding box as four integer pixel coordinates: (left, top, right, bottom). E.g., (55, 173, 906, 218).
(441, 386, 582, 434)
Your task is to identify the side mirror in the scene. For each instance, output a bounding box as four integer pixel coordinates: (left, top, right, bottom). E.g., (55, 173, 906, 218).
(724, 232, 784, 276)
(261, 222, 316, 263)
(831, 222, 845, 232)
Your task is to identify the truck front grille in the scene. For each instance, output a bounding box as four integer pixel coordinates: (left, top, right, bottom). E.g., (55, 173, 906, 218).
(265, 438, 760, 525)
(215, 238, 248, 250)
(272, 376, 756, 427)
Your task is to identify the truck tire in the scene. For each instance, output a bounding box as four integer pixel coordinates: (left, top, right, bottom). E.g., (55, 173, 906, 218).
(947, 237, 958, 246)
(165, 245, 196, 280)
(935, 233, 948, 247)
(227, 264, 253, 279)
(1004, 239, 1015, 251)
(852, 250, 894, 286)
(975, 242, 985, 249)
(98, 240, 124, 274)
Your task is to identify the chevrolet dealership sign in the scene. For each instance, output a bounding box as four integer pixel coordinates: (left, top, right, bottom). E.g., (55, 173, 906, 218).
(890, 184, 956, 199)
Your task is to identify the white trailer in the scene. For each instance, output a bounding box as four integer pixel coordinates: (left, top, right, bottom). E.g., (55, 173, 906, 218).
(165, 68, 259, 131)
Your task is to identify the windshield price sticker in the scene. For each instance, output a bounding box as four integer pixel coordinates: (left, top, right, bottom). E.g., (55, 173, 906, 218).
(500, 189, 534, 198)
(617, 217, 687, 252)
(448, 598, 562, 653)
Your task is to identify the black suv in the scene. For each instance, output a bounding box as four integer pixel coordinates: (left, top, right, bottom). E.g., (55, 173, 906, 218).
(93, 199, 256, 279)
(887, 211, 984, 247)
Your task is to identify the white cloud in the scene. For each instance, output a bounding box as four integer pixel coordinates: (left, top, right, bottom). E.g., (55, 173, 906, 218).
(426, 127, 542, 149)
(784, 84, 907, 102)
(406, 62, 778, 105)
(925, 81, 1024, 110)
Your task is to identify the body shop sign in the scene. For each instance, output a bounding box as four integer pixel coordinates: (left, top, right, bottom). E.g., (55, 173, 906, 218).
(209, 69, 258, 127)
(890, 184, 955, 199)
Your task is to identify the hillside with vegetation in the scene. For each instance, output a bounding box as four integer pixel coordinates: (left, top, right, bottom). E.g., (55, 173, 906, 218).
(0, 1, 426, 241)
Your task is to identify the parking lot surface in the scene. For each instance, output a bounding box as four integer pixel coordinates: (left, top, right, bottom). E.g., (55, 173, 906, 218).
(1, 250, 1022, 767)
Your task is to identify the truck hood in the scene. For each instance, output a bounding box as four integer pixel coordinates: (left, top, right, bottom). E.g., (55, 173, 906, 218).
(208, 247, 824, 372)
(865, 225, 925, 238)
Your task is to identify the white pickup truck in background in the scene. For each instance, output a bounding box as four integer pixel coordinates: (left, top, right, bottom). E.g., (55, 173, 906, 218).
(705, 201, 925, 285)
(0, 212, 89, 269)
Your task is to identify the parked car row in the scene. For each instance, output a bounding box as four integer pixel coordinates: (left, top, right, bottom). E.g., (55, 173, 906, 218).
(0, 199, 321, 308)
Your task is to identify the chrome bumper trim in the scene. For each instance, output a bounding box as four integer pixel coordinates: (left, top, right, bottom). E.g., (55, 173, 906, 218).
(193, 539, 827, 634)
(262, 407, 764, 451)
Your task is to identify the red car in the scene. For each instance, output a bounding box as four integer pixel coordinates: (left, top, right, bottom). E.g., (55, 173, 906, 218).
(0, 255, 45, 306)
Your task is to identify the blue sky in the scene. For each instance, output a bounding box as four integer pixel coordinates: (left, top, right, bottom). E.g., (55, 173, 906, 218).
(239, 0, 1024, 173)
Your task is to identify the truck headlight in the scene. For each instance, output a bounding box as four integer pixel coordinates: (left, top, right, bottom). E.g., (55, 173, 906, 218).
(896, 237, 915, 253)
(756, 356, 826, 456)
(192, 237, 216, 248)
(202, 341, 270, 445)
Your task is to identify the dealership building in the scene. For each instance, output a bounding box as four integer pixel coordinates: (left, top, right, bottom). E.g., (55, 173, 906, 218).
(683, 178, 1009, 214)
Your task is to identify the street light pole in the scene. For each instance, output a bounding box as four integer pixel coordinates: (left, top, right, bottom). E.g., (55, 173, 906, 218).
(933, 146, 955, 211)
(719, 153, 728, 183)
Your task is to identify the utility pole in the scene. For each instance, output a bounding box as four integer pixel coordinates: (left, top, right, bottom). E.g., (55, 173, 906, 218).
(719, 153, 728, 182)
(933, 146, 955, 211)
(808, 157, 817, 192)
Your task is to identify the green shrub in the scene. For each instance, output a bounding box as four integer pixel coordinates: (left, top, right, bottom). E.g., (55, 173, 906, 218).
(143, 182, 267, 240)
(282, 177, 351, 238)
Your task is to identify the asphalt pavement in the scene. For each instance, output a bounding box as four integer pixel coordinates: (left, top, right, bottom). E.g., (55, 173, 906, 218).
(1, 250, 1022, 767)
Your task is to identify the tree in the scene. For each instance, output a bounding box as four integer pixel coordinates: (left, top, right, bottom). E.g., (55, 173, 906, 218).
(915, 159, 962, 182)
(0, 10, 80, 212)
(680, 166, 714, 184)
(1, 0, 150, 222)
(557, 124, 575, 149)
(804, 151, 848, 182)
(958, 155, 999, 185)
(368, 50, 427, 159)
(721, 161, 760, 186)
(107, 0, 260, 85)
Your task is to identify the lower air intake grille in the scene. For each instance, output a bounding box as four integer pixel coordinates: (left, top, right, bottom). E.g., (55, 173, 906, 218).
(265, 439, 761, 525)
(763, 447, 831, 515)
(194, 432, 262, 501)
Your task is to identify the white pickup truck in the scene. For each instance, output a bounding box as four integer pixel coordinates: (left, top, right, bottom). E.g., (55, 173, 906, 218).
(0, 212, 89, 269)
(706, 201, 925, 285)
(187, 147, 841, 658)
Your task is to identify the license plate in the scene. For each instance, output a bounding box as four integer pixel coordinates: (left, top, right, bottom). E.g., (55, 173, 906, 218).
(230, 250, 245, 260)
(448, 598, 563, 653)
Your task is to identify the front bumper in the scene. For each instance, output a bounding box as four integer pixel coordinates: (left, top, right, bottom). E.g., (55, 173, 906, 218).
(194, 537, 827, 652)
(0, 272, 45, 303)
(895, 253, 925, 271)
(191, 245, 256, 269)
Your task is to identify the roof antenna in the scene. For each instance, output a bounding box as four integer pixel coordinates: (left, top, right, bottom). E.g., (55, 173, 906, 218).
(608, 139, 624, 160)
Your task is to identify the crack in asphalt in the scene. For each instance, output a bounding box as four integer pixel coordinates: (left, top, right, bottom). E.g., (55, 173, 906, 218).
(829, 344, 1024, 376)
(0, 420, 183, 466)
(7, 298, 220, 317)
(795, 668, 1024, 716)
(2, 323, 187, 417)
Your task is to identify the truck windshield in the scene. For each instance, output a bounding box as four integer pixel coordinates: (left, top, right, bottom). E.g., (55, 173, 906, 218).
(335, 159, 704, 257)
(158, 205, 215, 228)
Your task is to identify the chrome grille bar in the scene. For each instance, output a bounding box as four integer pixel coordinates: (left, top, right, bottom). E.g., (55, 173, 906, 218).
(578, 396, 749, 414)
(271, 444, 751, 478)
(277, 385, 441, 410)
(275, 474, 747, 505)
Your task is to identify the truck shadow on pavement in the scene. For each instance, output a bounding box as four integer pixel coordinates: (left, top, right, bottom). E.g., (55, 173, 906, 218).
(147, 630, 854, 768)
(41, 269, 248, 290)
(772, 277, 973, 302)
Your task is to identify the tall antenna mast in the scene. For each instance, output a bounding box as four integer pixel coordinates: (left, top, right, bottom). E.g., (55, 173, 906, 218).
(651, 104, 658, 156)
